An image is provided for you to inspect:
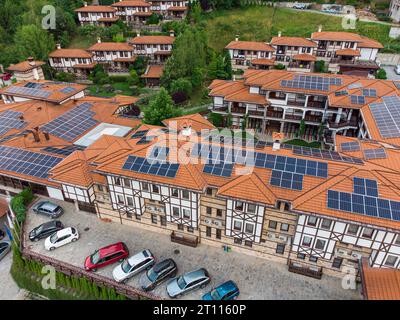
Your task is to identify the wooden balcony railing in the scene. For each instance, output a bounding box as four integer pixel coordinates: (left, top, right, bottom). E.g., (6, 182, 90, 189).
(171, 231, 198, 248)
(328, 118, 358, 129)
(266, 111, 284, 119)
(307, 100, 325, 109)
(285, 114, 303, 121)
(288, 260, 323, 279)
(231, 107, 246, 114)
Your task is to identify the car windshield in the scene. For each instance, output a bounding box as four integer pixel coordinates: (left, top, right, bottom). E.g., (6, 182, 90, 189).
(210, 288, 221, 300)
(34, 225, 44, 234)
(91, 251, 100, 264)
(121, 259, 132, 273)
(177, 276, 187, 289)
(147, 268, 158, 282)
(50, 233, 58, 243)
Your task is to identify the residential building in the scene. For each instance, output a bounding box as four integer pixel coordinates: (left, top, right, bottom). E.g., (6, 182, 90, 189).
(129, 33, 175, 63)
(111, 0, 153, 25)
(88, 39, 136, 75)
(6, 58, 45, 82)
(48, 44, 95, 79)
(141, 65, 164, 87)
(75, 3, 119, 26)
(389, 0, 400, 23)
(148, 0, 189, 19)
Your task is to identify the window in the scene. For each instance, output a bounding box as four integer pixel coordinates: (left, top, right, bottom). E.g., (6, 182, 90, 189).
(244, 240, 252, 247)
(302, 236, 312, 247)
(347, 224, 359, 235)
(115, 177, 122, 186)
(123, 179, 131, 188)
(247, 203, 256, 213)
(234, 238, 242, 245)
(117, 195, 124, 204)
(171, 189, 179, 197)
(216, 229, 221, 239)
(280, 223, 289, 232)
(187, 227, 194, 233)
(384, 255, 398, 267)
(235, 201, 244, 211)
(152, 184, 159, 193)
(206, 188, 213, 196)
(97, 185, 104, 192)
(362, 227, 374, 239)
(307, 216, 317, 226)
(206, 207, 212, 215)
(332, 257, 343, 269)
(233, 220, 242, 231)
(172, 207, 180, 217)
(206, 226, 211, 237)
(395, 234, 400, 245)
(216, 209, 222, 217)
(276, 244, 285, 254)
(182, 190, 190, 200)
(178, 224, 184, 231)
(309, 256, 318, 263)
(135, 213, 141, 220)
(182, 208, 191, 219)
(268, 220, 277, 230)
(126, 196, 134, 207)
(244, 223, 254, 234)
(321, 219, 332, 230)
(151, 214, 157, 224)
(142, 182, 149, 191)
(315, 239, 326, 250)
(160, 216, 167, 226)
(297, 253, 306, 260)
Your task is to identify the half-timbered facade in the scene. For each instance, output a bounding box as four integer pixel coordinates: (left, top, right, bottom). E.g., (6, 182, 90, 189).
(111, 0, 153, 25)
(75, 3, 119, 26)
(129, 33, 175, 63)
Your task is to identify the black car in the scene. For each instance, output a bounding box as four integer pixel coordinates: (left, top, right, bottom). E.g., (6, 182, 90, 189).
(0, 229, 4, 240)
(139, 258, 177, 291)
(29, 221, 64, 242)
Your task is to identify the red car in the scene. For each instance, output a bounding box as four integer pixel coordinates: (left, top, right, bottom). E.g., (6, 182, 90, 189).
(84, 242, 129, 271)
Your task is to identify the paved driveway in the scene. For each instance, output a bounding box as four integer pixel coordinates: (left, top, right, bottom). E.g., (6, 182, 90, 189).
(24, 198, 361, 300)
(382, 65, 400, 81)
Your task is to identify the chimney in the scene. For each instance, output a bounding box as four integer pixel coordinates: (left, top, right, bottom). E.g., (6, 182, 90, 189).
(136, 32, 141, 37)
(318, 25, 322, 32)
(27, 57, 36, 66)
(278, 31, 282, 37)
(169, 30, 175, 37)
(97, 37, 101, 43)
(235, 35, 239, 41)
(84, 1, 88, 6)
(26, 129, 40, 143)
(43, 131, 50, 141)
(56, 43, 61, 50)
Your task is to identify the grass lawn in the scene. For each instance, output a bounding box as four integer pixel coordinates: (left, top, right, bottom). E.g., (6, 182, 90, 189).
(87, 83, 158, 98)
(67, 35, 95, 49)
(204, 6, 395, 53)
(284, 139, 321, 148)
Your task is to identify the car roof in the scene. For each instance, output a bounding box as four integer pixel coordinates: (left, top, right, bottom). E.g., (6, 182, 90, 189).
(217, 280, 237, 293)
(153, 259, 174, 272)
(128, 249, 152, 265)
(98, 242, 126, 256)
(0, 242, 9, 249)
(39, 220, 60, 228)
(184, 268, 207, 281)
(40, 201, 59, 210)
(56, 227, 73, 237)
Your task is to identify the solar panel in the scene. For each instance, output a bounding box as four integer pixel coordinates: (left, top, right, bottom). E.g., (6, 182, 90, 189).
(203, 162, 233, 177)
(363, 148, 387, 160)
(5, 86, 51, 98)
(122, 156, 179, 178)
(0, 110, 27, 137)
(0, 146, 62, 179)
(59, 86, 76, 94)
(41, 102, 98, 142)
(348, 82, 363, 89)
(137, 135, 156, 144)
(270, 170, 303, 190)
(362, 88, 377, 97)
(340, 141, 360, 152)
(350, 95, 365, 105)
(292, 145, 364, 165)
(148, 146, 170, 161)
(24, 82, 43, 89)
(131, 130, 149, 139)
(369, 95, 400, 138)
(335, 90, 348, 97)
(353, 177, 378, 197)
(42, 145, 85, 156)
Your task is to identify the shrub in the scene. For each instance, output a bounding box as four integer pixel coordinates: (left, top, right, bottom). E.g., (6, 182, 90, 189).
(55, 72, 76, 83)
(376, 68, 387, 80)
(315, 60, 326, 73)
(109, 75, 129, 83)
(274, 63, 285, 70)
(170, 78, 193, 96)
(11, 196, 26, 223)
(20, 188, 34, 204)
(208, 112, 224, 127)
(172, 91, 188, 104)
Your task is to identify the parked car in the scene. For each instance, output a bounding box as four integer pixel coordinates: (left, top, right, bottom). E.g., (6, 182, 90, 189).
(395, 65, 400, 75)
(44, 227, 79, 251)
(167, 268, 211, 298)
(84, 242, 129, 272)
(140, 258, 177, 291)
(113, 249, 155, 283)
(0, 241, 11, 261)
(202, 280, 240, 300)
(32, 201, 63, 219)
(29, 220, 64, 242)
(293, 3, 308, 9)
(0, 229, 4, 240)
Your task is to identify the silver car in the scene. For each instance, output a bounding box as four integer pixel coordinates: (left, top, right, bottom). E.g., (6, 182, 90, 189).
(167, 268, 210, 298)
(395, 65, 400, 75)
(0, 241, 11, 261)
(32, 201, 63, 219)
(112, 249, 155, 283)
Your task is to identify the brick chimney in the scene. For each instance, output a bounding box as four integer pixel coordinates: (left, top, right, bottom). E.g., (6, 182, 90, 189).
(97, 37, 101, 43)
(318, 25, 322, 32)
(56, 43, 61, 50)
(235, 35, 239, 41)
(278, 31, 282, 37)
(84, 1, 88, 6)
(169, 30, 175, 37)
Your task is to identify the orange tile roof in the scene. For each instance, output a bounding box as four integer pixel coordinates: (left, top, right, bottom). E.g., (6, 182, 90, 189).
(111, 0, 151, 7)
(358, 36, 384, 49)
(7, 60, 45, 72)
(98, 17, 120, 22)
(292, 54, 317, 61)
(49, 49, 92, 59)
(335, 48, 361, 56)
(0, 198, 9, 218)
(134, 11, 153, 16)
(311, 31, 364, 42)
(72, 63, 97, 69)
(251, 58, 275, 66)
(88, 42, 133, 51)
(141, 65, 164, 78)
(225, 40, 275, 52)
(167, 6, 188, 11)
(361, 259, 400, 300)
(270, 36, 317, 47)
(162, 113, 215, 133)
(75, 5, 116, 12)
(130, 36, 175, 45)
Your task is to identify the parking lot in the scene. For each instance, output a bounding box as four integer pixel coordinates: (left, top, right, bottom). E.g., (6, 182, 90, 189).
(382, 65, 400, 81)
(24, 198, 361, 300)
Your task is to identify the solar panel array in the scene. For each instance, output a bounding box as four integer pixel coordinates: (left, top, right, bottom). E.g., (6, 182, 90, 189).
(5, 85, 51, 99)
(0, 146, 62, 179)
(131, 130, 149, 139)
(270, 170, 303, 190)
(335, 90, 348, 97)
(353, 177, 378, 197)
(137, 135, 156, 144)
(281, 75, 341, 91)
(122, 155, 179, 178)
(327, 190, 400, 222)
(203, 162, 234, 177)
(369, 95, 400, 138)
(149, 146, 170, 161)
(362, 88, 377, 97)
(59, 86, 76, 94)
(42, 145, 85, 157)
(350, 95, 365, 105)
(340, 141, 360, 152)
(0, 110, 27, 136)
(291, 145, 364, 165)
(24, 82, 43, 89)
(41, 102, 98, 142)
(348, 82, 363, 89)
(363, 148, 387, 160)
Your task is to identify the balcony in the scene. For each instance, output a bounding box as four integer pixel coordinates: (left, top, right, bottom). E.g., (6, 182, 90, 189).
(328, 118, 358, 129)
(231, 106, 246, 114)
(269, 93, 286, 101)
(288, 260, 323, 279)
(307, 100, 326, 109)
(248, 110, 265, 117)
(287, 99, 306, 107)
(285, 114, 303, 121)
(288, 62, 311, 70)
(266, 111, 284, 119)
(212, 105, 229, 113)
(304, 115, 323, 123)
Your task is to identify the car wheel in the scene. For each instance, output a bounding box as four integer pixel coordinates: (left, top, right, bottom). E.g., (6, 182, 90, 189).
(71, 238, 77, 242)
(118, 258, 124, 262)
(91, 268, 97, 272)
(176, 294, 182, 299)
(34, 238, 39, 242)
(49, 247, 55, 251)
(200, 284, 207, 289)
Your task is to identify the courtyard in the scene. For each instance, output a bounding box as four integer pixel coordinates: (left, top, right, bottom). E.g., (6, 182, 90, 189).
(23, 197, 361, 300)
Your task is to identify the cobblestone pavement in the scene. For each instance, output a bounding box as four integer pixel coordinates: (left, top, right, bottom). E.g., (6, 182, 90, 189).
(0, 246, 21, 300)
(24, 198, 362, 300)
(382, 65, 400, 81)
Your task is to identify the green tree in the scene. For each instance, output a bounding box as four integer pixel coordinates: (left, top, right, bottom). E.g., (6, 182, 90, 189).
(143, 88, 182, 125)
(208, 113, 224, 127)
(170, 78, 193, 96)
(299, 119, 306, 137)
(222, 49, 233, 80)
(190, 2, 202, 24)
(208, 52, 228, 80)
(314, 60, 326, 73)
(376, 68, 387, 80)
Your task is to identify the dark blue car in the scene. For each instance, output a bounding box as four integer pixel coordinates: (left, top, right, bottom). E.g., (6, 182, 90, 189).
(202, 280, 239, 300)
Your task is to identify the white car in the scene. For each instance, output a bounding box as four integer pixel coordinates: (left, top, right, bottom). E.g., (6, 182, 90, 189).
(44, 227, 79, 251)
(112, 249, 155, 283)
(395, 65, 400, 75)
